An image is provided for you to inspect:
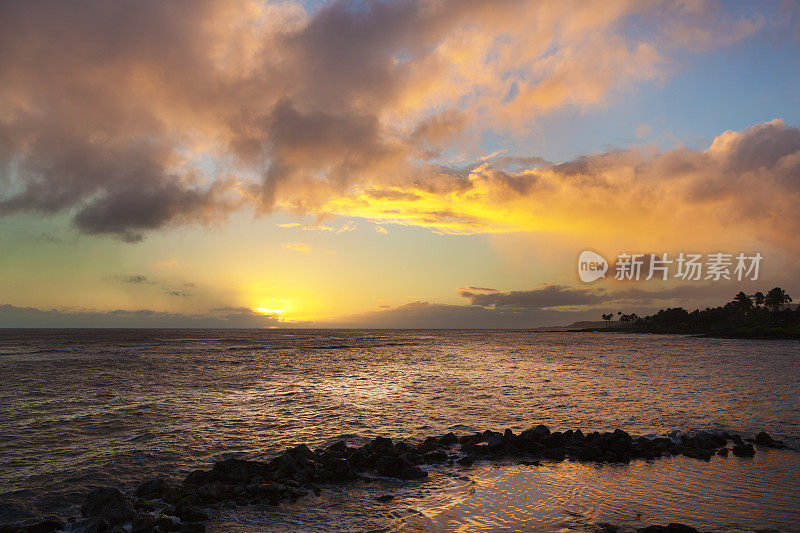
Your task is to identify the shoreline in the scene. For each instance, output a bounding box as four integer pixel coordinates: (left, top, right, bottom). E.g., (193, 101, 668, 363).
(1, 426, 790, 533)
(556, 327, 800, 340)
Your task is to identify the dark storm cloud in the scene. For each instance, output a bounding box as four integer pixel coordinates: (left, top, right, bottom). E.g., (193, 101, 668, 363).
(458, 285, 604, 309)
(0, 0, 245, 240)
(457, 282, 759, 311)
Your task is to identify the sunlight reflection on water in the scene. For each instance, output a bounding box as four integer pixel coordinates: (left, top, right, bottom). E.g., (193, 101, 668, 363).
(1, 329, 799, 531)
(402, 450, 800, 532)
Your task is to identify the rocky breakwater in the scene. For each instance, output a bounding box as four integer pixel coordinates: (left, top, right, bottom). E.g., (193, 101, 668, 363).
(0, 428, 788, 533)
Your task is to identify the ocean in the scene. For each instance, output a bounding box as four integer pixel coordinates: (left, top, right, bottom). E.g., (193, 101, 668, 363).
(1, 329, 799, 532)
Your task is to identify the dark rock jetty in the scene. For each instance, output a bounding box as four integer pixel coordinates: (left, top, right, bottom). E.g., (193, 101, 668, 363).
(0, 427, 787, 533)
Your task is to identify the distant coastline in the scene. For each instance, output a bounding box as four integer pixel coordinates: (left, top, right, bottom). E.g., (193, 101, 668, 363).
(559, 287, 800, 340)
(562, 325, 800, 340)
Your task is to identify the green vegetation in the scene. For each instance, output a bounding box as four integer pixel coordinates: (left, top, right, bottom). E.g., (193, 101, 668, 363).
(597, 287, 798, 339)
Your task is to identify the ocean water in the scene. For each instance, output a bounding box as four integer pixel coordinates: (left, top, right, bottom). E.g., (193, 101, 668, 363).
(0, 329, 799, 531)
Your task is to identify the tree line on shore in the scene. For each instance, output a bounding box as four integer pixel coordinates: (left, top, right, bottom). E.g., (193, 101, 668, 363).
(600, 287, 796, 333)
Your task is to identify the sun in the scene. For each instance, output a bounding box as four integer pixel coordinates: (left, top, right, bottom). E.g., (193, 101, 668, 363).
(253, 307, 284, 315)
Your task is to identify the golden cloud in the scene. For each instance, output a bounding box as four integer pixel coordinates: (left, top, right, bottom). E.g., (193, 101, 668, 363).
(0, 0, 767, 243)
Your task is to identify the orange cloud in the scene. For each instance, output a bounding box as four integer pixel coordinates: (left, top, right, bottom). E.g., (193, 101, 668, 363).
(0, 0, 762, 241)
(281, 242, 312, 252)
(299, 120, 800, 254)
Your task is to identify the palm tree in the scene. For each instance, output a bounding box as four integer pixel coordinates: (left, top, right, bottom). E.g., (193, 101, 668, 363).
(733, 291, 753, 312)
(601, 313, 613, 328)
(765, 287, 792, 312)
(753, 291, 765, 308)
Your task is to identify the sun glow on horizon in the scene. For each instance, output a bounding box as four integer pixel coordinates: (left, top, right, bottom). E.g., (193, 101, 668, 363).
(253, 307, 284, 315)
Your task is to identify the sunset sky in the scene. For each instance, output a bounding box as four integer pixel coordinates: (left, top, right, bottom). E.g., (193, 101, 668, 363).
(1, 0, 799, 328)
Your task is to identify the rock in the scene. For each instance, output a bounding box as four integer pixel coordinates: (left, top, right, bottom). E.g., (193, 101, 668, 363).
(754, 431, 781, 448)
(680, 447, 713, 461)
(212, 458, 266, 484)
(520, 425, 550, 441)
(366, 437, 394, 455)
(638, 525, 699, 533)
(134, 478, 168, 500)
(482, 430, 503, 447)
(542, 432, 566, 449)
(256, 483, 283, 502)
(374, 453, 427, 479)
(541, 447, 566, 461)
(197, 483, 224, 502)
(638, 527, 667, 533)
(374, 494, 394, 502)
(156, 516, 179, 532)
(70, 516, 111, 533)
(717, 448, 729, 456)
(174, 501, 208, 523)
(179, 523, 206, 533)
(323, 457, 356, 481)
(612, 429, 632, 441)
(81, 488, 135, 525)
(131, 512, 157, 533)
(732, 443, 756, 457)
(0, 519, 66, 533)
(326, 440, 348, 454)
(416, 436, 440, 453)
(469, 443, 491, 456)
(375, 455, 403, 477)
(595, 523, 619, 533)
(0, 501, 40, 524)
(439, 432, 458, 446)
(665, 524, 699, 533)
(423, 449, 448, 464)
(61, 424, 774, 523)
(183, 470, 214, 487)
(401, 465, 428, 479)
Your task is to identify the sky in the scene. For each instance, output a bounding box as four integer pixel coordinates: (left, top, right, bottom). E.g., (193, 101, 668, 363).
(1, 0, 799, 328)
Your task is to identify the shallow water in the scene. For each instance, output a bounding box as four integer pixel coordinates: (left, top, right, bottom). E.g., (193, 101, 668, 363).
(0, 329, 799, 530)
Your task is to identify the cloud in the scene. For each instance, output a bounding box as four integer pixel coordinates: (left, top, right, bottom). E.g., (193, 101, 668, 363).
(166, 290, 189, 298)
(281, 242, 312, 252)
(0, 303, 283, 328)
(324, 300, 599, 329)
(319, 119, 800, 252)
(455, 283, 734, 310)
(458, 284, 604, 309)
(0, 0, 763, 241)
(117, 274, 152, 284)
(325, 280, 779, 328)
